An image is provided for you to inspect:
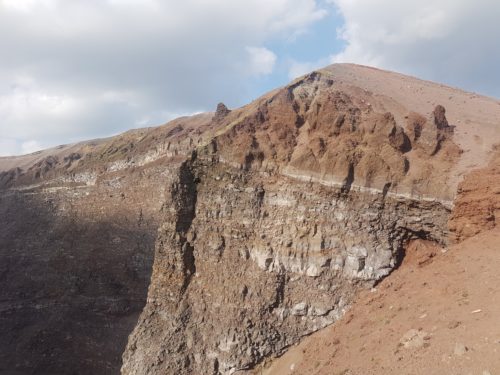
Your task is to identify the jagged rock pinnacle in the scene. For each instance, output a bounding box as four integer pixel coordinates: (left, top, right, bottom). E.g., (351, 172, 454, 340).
(432, 105, 450, 130)
(212, 102, 231, 122)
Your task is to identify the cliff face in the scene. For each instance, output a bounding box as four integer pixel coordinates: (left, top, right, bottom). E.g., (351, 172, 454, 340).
(1, 64, 499, 375)
(121, 69, 468, 374)
(122, 155, 450, 374)
(0, 164, 166, 374)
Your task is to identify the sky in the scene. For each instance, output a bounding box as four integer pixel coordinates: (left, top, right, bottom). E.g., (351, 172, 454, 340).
(1, 0, 500, 156)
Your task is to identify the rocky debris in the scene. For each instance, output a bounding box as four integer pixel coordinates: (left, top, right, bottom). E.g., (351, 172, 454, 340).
(0, 162, 176, 374)
(121, 71, 460, 375)
(122, 128, 450, 373)
(0, 112, 216, 190)
(291, 302, 309, 316)
(215, 75, 461, 201)
(29, 155, 60, 178)
(454, 342, 468, 356)
(402, 240, 440, 268)
(63, 152, 81, 161)
(257, 230, 500, 375)
(433, 105, 450, 130)
(0, 166, 23, 188)
(399, 329, 429, 349)
(0, 114, 217, 374)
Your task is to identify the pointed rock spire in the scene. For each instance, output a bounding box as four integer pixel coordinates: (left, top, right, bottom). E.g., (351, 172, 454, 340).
(212, 102, 231, 122)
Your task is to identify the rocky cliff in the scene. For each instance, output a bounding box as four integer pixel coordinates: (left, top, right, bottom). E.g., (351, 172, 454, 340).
(0, 114, 218, 374)
(121, 66, 497, 374)
(1, 64, 499, 374)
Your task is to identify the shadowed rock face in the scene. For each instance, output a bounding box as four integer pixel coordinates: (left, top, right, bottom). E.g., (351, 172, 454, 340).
(1, 64, 497, 375)
(0, 114, 217, 374)
(0, 165, 170, 374)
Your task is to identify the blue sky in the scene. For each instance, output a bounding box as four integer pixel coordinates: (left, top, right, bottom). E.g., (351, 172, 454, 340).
(244, 5, 346, 102)
(1, 0, 500, 156)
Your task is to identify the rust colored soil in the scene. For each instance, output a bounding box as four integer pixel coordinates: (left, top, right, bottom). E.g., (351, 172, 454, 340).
(259, 229, 500, 375)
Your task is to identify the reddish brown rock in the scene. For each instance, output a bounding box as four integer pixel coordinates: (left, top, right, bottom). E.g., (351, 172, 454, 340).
(449, 146, 500, 242)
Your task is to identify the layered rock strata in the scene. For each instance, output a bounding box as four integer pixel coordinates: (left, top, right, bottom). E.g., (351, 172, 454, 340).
(122, 151, 450, 374)
(122, 71, 460, 374)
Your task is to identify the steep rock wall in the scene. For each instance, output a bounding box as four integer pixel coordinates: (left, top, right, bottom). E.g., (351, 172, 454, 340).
(0, 112, 222, 374)
(0, 162, 177, 374)
(122, 70, 460, 375)
(122, 147, 450, 374)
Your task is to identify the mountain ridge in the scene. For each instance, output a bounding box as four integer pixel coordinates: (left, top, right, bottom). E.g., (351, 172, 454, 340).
(3, 63, 499, 201)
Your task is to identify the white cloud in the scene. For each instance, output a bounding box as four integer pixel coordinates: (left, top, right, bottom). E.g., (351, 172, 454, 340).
(288, 56, 332, 80)
(0, 138, 19, 156)
(0, 79, 83, 139)
(21, 140, 43, 154)
(1, 0, 57, 12)
(329, 0, 500, 96)
(0, 0, 328, 155)
(246, 47, 277, 76)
